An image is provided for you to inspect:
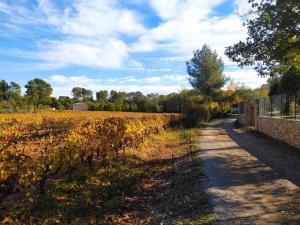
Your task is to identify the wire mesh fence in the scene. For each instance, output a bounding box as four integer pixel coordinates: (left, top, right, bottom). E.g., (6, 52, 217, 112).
(259, 94, 300, 120)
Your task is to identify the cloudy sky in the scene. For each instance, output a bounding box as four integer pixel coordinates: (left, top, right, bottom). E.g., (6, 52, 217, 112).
(0, 0, 267, 97)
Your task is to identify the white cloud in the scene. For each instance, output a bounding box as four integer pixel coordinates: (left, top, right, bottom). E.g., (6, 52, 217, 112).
(47, 74, 190, 97)
(131, 0, 249, 67)
(225, 70, 267, 88)
(1, 0, 146, 69)
(52, 84, 183, 97)
(60, 0, 145, 37)
(147, 68, 171, 72)
(48, 75, 95, 85)
(2, 0, 249, 69)
(149, 0, 226, 21)
(36, 39, 129, 69)
(163, 74, 187, 82)
(144, 76, 161, 83)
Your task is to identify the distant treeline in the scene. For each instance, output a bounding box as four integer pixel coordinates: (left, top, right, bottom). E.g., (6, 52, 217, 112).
(0, 78, 194, 113)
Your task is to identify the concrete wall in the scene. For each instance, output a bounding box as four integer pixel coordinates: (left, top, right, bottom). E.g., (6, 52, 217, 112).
(256, 116, 300, 149)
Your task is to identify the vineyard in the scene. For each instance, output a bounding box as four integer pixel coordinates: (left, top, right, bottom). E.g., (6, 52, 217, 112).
(0, 111, 183, 223)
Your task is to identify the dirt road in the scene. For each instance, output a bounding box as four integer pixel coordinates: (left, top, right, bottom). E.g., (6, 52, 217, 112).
(201, 119, 300, 225)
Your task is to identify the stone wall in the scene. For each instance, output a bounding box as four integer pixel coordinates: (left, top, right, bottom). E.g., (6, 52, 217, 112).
(238, 102, 253, 126)
(238, 114, 246, 125)
(256, 116, 300, 149)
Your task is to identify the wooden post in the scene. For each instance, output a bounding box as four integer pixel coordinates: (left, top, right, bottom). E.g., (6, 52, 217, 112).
(172, 153, 174, 174)
(295, 95, 297, 120)
(271, 97, 273, 117)
(281, 95, 283, 119)
(264, 98, 266, 116)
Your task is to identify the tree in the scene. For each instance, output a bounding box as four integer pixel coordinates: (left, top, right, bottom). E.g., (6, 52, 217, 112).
(58, 96, 73, 110)
(180, 89, 210, 125)
(0, 80, 10, 101)
(144, 99, 159, 112)
(164, 93, 182, 113)
(281, 67, 300, 96)
(109, 90, 126, 103)
(9, 82, 21, 96)
(72, 87, 82, 101)
(259, 84, 270, 98)
(225, 0, 300, 77)
(281, 67, 300, 117)
(96, 90, 108, 102)
(25, 79, 53, 107)
(50, 97, 64, 110)
(267, 77, 282, 96)
(72, 87, 93, 101)
(187, 44, 227, 98)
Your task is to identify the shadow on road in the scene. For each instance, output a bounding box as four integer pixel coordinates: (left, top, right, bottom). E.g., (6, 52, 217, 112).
(201, 119, 300, 224)
(222, 119, 300, 186)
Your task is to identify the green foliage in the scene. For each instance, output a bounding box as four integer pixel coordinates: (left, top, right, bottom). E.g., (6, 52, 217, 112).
(225, 0, 300, 77)
(109, 90, 126, 103)
(187, 44, 227, 98)
(0, 80, 22, 101)
(58, 96, 74, 110)
(0, 80, 32, 112)
(0, 80, 10, 101)
(25, 78, 53, 107)
(96, 90, 108, 102)
(50, 97, 64, 110)
(180, 90, 210, 126)
(281, 67, 300, 96)
(236, 87, 260, 102)
(266, 67, 300, 98)
(0, 78, 196, 113)
(267, 77, 282, 96)
(72, 87, 93, 101)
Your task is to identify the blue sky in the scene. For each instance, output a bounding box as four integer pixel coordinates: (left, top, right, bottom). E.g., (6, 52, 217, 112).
(0, 0, 267, 97)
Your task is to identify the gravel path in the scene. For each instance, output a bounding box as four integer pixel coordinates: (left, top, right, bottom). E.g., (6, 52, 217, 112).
(201, 119, 300, 225)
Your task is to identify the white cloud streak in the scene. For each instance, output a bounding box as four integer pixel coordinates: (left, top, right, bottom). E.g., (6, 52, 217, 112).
(47, 74, 189, 97)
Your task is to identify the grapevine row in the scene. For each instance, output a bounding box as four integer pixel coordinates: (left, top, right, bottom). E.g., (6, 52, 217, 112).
(0, 112, 181, 201)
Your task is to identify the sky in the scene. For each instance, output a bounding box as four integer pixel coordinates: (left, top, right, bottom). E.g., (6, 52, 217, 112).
(0, 0, 267, 97)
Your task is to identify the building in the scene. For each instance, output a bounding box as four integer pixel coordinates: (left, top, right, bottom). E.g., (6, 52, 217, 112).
(73, 103, 88, 111)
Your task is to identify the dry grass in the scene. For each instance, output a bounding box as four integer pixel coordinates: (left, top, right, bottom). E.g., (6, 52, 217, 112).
(133, 129, 188, 160)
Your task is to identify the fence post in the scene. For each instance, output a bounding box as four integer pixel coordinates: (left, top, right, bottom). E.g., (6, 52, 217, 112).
(271, 98, 273, 118)
(172, 153, 174, 174)
(295, 95, 297, 120)
(264, 98, 266, 116)
(281, 95, 283, 119)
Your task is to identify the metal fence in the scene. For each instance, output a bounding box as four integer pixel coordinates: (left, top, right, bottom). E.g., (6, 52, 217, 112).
(259, 94, 300, 120)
